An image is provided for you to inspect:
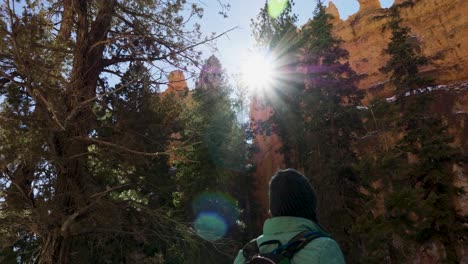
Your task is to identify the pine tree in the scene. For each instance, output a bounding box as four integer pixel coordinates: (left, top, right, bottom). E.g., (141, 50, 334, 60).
(294, 1, 364, 260)
(301, 0, 362, 103)
(355, 101, 466, 263)
(172, 55, 250, 262)
(251, 3, 364, 259)
(251, 0, 298, 49)
(175, 55, 240, 205)
(380, 8, 432, 95)
(354, 9, 465, 261)
(249, 0, 304, 233)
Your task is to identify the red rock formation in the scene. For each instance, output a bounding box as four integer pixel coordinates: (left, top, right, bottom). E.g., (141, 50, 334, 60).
(162, 70, 188, 97)
(163, 70, 189, 164)
(357, 0, 381, 11)
(325, 0, 468, 101)
(353, 81, 468, 263)
(326, 1, 340, 20)
(250, 0, 468, 258)
(249, 96, 285, 229)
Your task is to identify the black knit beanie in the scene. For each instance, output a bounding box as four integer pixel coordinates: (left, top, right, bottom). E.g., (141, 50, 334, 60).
(269, 168, 318, 222)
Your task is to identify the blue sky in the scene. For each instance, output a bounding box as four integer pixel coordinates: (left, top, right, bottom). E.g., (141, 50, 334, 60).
(0, 0, 395, 95)
(198, 0, 395, 83)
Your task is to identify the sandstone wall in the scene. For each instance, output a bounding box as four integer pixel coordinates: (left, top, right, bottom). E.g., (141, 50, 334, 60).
(354, 82, 468, 263)
(326, 0, 468, 101)
(249, 97, 285, 230)
(162, 70, 189, 96)
(250, 0, 468, 257)
(162, 70, 190, 164)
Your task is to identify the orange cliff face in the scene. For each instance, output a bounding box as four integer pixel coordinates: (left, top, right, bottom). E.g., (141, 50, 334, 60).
(325, 0, 468, 102)
(162, 70, 189, 97)
(249, 0, 468, 244)
(249, 96, 285, 228)
(321, 1, 468, 261)
(357, 0, 382, 11)
(162, 70, 190, 165)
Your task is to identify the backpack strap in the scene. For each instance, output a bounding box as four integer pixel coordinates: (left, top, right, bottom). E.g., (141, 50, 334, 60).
(243, 238, 283, 259)
(242, 238, 259, 259)
(258, 240, 282, 248)
(273, 231, 328, 259)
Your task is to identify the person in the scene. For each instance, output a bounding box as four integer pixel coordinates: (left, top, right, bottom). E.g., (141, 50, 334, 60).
(234, 168, 345, 264)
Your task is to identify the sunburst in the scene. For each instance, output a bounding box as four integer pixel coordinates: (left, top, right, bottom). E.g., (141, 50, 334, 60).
(241, 52, 277, 93)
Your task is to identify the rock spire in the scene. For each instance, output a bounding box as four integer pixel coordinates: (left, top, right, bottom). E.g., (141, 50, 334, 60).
(358, 0, 382, 11)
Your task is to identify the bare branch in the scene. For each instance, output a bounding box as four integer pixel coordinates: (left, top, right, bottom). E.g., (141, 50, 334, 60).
(102, 27, 238, 68)
(61, 184, 131, 235)
(33, 90, 66, 131)
(77, 137, 170, 157)
(89, 184, 132, 200)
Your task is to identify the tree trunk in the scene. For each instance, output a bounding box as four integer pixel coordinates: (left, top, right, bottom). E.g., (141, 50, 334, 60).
(36, 1, 116, 262)
(38, 229, 71, 264)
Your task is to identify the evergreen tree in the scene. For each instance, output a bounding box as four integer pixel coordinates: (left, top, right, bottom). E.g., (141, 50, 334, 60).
(354, 8, 465, 262)
(379, 8, 432, 95)
(251, 0, 298, 49)
(257, 0, 362, 169)
(251, 2, 364, 260)
(0, 0, 220, 262)
(252, 1, 364, 260)
(250, 0, 303, 166)
(249, 0, 304, 233)
(173, 55, 250, 262)
(355, 99, 466, 263)
(300, 0, 362, 103)
(295, 2, 364, 261)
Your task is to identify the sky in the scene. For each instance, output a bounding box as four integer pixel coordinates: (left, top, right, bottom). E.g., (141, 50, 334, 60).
(197, 0, 395, 83)
(0, 0, 396, 98)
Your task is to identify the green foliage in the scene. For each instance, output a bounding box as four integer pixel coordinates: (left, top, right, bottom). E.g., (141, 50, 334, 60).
(351, 10, 465, 262)
(251, 0, 299, 49)
(379, 8, 432, 93)
(174, 56, 243, 205)
(251, 1, 364, 261)
(361, 11, 466, 261)
(288, 2, 364, 261)
(171, 55, 251, 262)
(354, 98, 467, 263)
(300, 0, 336, 54)
(300, 0, 362, 104)
(0, 0, 224, 260)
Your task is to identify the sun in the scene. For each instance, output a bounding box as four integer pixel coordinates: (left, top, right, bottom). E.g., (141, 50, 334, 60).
(241, 52, 276, 92)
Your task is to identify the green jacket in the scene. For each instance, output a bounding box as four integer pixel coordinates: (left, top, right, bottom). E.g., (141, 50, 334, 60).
(234, 216, 345, 264)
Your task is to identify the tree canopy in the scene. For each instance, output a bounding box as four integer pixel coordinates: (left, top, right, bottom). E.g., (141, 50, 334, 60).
(0, 0, 466, 263)
(0, 1, 242, 263)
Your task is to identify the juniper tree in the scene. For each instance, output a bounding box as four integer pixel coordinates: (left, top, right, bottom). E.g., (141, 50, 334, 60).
(0, 0, 227, 263)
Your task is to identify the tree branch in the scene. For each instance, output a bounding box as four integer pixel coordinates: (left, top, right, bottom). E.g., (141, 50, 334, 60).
(77, 137, 171, 157)
(61, 184, 131, 235)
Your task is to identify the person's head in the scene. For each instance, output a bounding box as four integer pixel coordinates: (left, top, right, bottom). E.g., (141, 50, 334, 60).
(269, 168, 317, 222)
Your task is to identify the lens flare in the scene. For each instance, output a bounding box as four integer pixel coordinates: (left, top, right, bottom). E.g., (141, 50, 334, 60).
(194, 212, 227, 241)
(192, 192, 239, 241)
(268, 0, 289, 18)
(242, 52, 276, 93)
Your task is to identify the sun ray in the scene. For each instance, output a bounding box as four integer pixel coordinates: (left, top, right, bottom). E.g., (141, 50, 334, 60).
(241, 52, 276, 94)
